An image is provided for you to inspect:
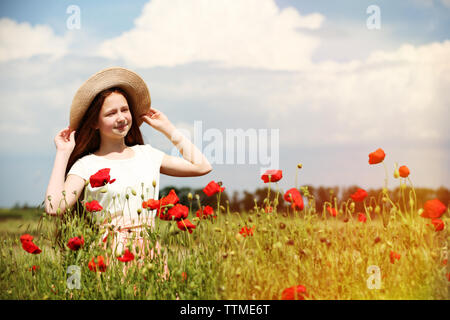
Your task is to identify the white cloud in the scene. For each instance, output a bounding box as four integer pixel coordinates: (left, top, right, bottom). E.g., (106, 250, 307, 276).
(441, 0, 450, 7)
(97, 0, 325, 70)
(0, 18, 71, 62)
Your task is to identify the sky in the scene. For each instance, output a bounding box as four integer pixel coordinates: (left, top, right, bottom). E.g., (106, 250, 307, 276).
(0, 0, 449, 208)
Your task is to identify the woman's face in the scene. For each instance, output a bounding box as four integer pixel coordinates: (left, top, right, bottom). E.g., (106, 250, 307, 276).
(95, 92, 132, 139)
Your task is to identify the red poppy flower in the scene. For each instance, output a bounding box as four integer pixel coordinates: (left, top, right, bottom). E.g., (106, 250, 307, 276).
(431, 219, 444, 232)
(390, 251, 401, 264)
(117, 249, 135, 262)
(181, 272, 187, 281)
(88, 256, 107, 272)
(160, 189, 180, 206)
(284, 188, 304, 210)
(20, 234, 34, 243)
(358, 213, 367, 223)
(368, 148, 386, 164)
(239, 226, 254, 237)
(145, 199, 161, 210)
(159, 204, 189, 221)
(196, 205, 216, 219)
(20, 233, 42, 254)
(22, 240, 42, 254)
(29, 265, 39, 272)
(203, 181, 225, 197)
(281, 285, 308, 300)
(85, 200, 103, 212)
(89, 168, 116, 188)
(398, 166, 410, 178)
(67, 236, 84, 251)
(350, 188, 368, 202)
(327, 207, 338, 217)
(421, 199, 446, 219)
(261, 170, 283, 183)
(176, 219, 196, 233)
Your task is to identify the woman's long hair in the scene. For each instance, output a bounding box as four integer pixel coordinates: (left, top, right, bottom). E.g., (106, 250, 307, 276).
(65, 87, 145, 213)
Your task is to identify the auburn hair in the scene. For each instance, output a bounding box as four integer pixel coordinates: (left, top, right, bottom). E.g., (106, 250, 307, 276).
(65, 87, 145, 212)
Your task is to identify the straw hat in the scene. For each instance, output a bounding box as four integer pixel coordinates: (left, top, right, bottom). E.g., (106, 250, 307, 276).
(69, 67, 151, 131)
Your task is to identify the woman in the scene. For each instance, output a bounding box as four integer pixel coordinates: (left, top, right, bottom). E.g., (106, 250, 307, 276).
(44, 67, 212, 258)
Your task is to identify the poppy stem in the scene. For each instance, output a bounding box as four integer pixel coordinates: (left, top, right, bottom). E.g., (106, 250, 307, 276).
(382, 161, 389, 191)
(407, 177, 417, 215)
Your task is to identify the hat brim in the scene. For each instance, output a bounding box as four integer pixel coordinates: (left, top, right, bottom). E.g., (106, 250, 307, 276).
(69, 67, 151, 131)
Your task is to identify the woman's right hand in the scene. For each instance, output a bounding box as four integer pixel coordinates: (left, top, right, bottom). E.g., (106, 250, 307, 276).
(54, 126, 76, 154)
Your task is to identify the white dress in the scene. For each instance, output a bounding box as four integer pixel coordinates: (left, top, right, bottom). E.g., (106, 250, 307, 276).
(67, 143, 167, 251)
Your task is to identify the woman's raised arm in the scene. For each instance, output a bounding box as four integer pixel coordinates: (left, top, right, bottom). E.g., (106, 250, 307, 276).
(44, 127, 84, 216)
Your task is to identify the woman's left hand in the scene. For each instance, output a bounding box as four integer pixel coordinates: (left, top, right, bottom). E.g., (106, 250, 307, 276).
(141, 107, 172, 133)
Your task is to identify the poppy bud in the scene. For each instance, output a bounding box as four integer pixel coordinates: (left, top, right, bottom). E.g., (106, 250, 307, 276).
(62, 190, 66, 197)
(297, 163, 302, 169)
(141, 194, 145, 200)
(368, 206, 373, 212)
(126, 194, 129, 200)
(131, 189, 137, 196)
(100, 187, 107, 193)
(409, 198, 414, 208)
(393, 169, 400, 179)
(188, 193, 193, 201)
(137, 208, 142, 215)
(375, 206, 381, 214)
(417, 208, 424, 216)
(152, 180, 157, 188)
(195, 194, 200, 200)
(400, 183, 407, 191)
(350, 203, 355, 211)
(56, 208, 61, 215)
(85, 180, 89, 187)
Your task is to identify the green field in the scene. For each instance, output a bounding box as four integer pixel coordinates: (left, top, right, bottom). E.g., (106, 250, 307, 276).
(0, 194, 448, 300)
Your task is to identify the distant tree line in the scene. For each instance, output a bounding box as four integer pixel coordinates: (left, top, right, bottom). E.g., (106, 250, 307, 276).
(157, 185, 449, 215)
(12, 185, 449, 214)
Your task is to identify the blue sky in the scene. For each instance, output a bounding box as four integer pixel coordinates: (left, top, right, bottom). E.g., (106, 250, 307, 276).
(0, 0, 449, 208)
